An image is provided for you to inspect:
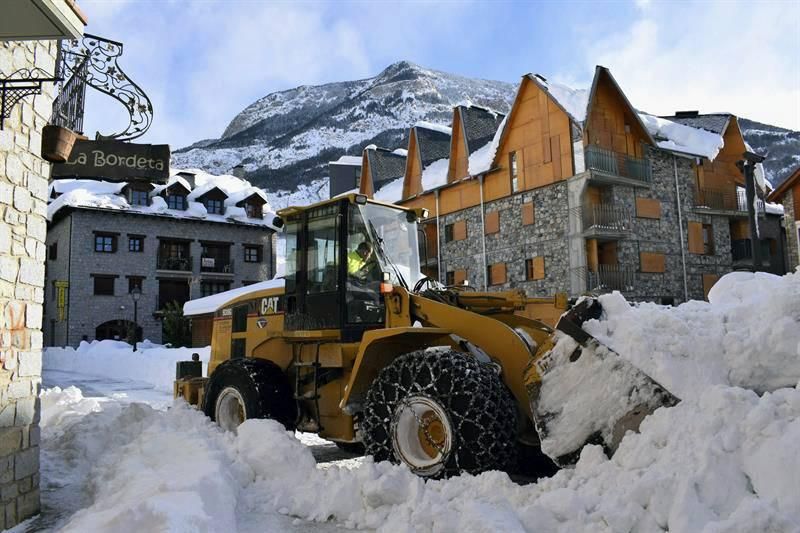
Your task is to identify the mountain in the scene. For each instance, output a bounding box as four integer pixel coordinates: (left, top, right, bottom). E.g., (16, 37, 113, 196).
(738, 118, 800, 188)
(172, 61, 516, 194)
(173, 61, 799, 198)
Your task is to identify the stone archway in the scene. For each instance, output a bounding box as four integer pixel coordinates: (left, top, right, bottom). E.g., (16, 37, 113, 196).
(95, 319, 142, 344)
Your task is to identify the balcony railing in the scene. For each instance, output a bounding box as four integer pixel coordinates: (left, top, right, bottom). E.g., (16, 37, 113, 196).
(50, 55, 87, 133)
(200, 257, 234, 273)
(585, 146, 651, 183)
(582, 203, 631, 234)
(581, 264, 636, 292)
(694, 186, 766, 213)
(157, 255, 193, 271)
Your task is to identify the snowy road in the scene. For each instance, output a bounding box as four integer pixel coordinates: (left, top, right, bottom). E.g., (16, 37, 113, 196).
(38, 369, 367, 533)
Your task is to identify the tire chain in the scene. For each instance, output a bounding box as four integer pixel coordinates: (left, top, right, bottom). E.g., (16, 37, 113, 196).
(361, 349, 517, 477)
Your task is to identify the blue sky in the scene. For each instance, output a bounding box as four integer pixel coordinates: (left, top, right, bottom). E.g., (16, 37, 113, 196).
(78, 0, 800, 148)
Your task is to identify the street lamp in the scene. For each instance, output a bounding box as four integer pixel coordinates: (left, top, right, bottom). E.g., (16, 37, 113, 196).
(130, 287, 141, 351)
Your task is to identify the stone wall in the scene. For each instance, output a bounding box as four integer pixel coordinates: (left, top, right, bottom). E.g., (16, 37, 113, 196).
(782, 192, 799, 271)
(44, 208, 275, 346)
(0, 40, 56, 528)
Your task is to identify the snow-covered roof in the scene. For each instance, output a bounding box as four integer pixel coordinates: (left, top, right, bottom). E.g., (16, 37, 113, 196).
(638, 113, 725, 160)
(374, 177, 404, 203)
(184, 278, 285, 316)
(329, 155, 362, 166)
(468, 114, 507, 175)
(420, 158, 449, 192)
(414, 121, 452, 135)
(531, 75, 589, 123)
(48, 168, 279, 230)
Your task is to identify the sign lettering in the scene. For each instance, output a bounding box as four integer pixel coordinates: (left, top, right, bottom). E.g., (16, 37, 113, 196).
(52, 140, 171, 183)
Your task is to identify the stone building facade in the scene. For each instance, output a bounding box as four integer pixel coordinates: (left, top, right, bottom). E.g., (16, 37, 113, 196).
(45, 207, 276, 347)
(0, 40, 59, 528)
(767, 167, 800, 272)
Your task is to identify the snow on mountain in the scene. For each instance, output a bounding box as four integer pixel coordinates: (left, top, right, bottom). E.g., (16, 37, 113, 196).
(173, 61, 798, 199)
(172, 61, 516, 194)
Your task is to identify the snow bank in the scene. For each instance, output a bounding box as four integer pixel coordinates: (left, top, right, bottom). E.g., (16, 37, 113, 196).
(44, 341, 210, 392)
(583, 271, 800, 399)
(638, 113, 725, 160)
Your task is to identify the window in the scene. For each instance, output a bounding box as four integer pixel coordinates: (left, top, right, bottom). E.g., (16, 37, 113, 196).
(445, 223, 454, 242)
(355, 167, 362, 188)
(526, 257, 545, 281)
(484, 211, 500, 235)
(702, 224, 714, 255)
(522, 202, 535, 226)
(128, 276, 144, 293)
(307, 212, 339, 294)
(129, 189, 149, 206)
(446, 271, 455, 286)
(94, 234, 116, 253)
(444, 221, 466, 242)
(205, 198, 224, 215)
(201, 281, 231, 297)
(93, 275, 115, 295)
(245, 202, 262, 218)
(487, 263, 507, 286)
(167, 194, 187, 210)
(48, 243, 57, 261)
(244, 245, 262, 263)
(128, 236, 143, 253)
(509, 152, 519, 193)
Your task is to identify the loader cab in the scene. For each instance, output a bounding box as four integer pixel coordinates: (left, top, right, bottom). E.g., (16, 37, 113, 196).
(281, 196, 424, 342)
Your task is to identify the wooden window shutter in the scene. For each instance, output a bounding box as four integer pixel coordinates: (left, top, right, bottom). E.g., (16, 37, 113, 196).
(532, 256, 545, 280)
(640, 252, 665, 273)
(688, 222, 704, 254)
(635, 197, 661, 219)
(485, 211, 499, 234)
(454, 269, 467, 285)
(702, 274, 719, 300)
(453, 220, 467, 241)
(489, 263, 507, 285)
(522, 202, 535, 225)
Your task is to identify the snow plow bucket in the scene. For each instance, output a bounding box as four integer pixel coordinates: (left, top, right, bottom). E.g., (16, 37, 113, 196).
(524, 297, 679, 466)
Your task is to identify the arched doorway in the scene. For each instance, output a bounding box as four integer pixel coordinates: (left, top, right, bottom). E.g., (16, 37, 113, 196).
(95, 320, 142, 344)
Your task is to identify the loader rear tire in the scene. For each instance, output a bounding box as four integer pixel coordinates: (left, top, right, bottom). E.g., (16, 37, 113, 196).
(361, 350, 517, 478)
(203, 358, 296, 431)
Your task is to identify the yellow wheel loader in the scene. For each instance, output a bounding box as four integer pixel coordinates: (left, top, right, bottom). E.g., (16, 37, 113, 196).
(174, 194, 677, 477)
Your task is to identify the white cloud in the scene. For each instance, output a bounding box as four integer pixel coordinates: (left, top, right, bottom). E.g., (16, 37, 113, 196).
(583, 0, 800, 130)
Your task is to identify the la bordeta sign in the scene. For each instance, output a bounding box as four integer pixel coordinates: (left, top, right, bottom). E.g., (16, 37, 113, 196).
(52, 139, 171, 183)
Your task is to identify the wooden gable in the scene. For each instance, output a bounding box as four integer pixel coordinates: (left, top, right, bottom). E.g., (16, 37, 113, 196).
(197, 186, 228, 202)
(484, 76, 574, 200)
(402, 128, 423, 199)
(694, 117, 746, 192)
(584, 68, 653, 158)
(448, 108, 469, 183)
(359, 151, 373, 197)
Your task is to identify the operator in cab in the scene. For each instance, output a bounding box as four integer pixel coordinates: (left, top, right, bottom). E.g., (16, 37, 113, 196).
(347, 242, 374, 280)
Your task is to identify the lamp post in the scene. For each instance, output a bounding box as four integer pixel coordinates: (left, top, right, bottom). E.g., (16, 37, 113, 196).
(130, 287, 141, 351)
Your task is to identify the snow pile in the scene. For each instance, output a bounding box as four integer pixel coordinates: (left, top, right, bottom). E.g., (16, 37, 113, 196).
(583, 271, 800, 399)
(638, 113, 725, 160)
(44, 341, 210, 392)
(420, 157, 450, 191)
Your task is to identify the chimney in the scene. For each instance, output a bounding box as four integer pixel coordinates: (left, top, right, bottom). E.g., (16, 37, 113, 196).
(176, 171, 196, 189)
(674, 110, 699, 118)
(232, 164, 245, 179)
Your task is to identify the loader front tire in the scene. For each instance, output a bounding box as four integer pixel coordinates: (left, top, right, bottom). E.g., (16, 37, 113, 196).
(203, 358, 296, 431)
(361, 350, 517, 478)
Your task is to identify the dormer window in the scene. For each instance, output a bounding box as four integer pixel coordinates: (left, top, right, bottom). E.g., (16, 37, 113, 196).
(129, 188, 149, 206)
(245, 202, 262, 218)
(205, 198, 224, 215)
(167, 194, 187, 210)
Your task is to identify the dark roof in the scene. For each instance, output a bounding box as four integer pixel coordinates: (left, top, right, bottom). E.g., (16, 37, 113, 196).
(367, 148, 406, 189)
(660, 113, 732, 135)
(459, 106, 505, 155)
(414, 126, 451, 168)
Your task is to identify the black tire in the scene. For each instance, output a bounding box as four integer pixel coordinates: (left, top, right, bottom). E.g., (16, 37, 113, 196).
(361, 349, 517, 478)
(334, 441, 365, 455)
(516, 443, 559, 480)
(203, 358, 296, 430)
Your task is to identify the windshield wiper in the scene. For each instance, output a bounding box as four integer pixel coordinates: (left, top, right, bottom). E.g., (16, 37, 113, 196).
(367, 221, 408, 290)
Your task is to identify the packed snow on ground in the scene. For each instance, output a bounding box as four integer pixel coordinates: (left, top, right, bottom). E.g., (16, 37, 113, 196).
(43, 340, 209, 392)
(37, 271, 800, 532)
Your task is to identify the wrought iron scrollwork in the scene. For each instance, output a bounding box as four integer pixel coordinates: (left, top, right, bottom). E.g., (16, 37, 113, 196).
(0, 68, 61, 130)
(58, 33, 153, 141)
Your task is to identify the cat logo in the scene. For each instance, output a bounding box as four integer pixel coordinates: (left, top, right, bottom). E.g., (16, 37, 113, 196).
(256, 317, 268, 329)
(260, 296, 279, 316)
